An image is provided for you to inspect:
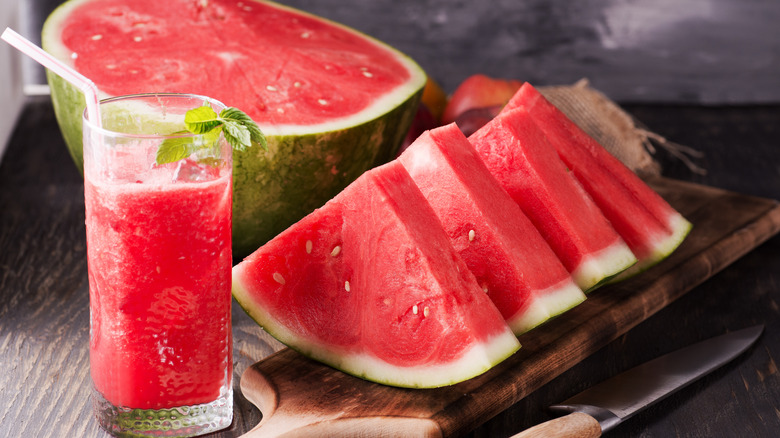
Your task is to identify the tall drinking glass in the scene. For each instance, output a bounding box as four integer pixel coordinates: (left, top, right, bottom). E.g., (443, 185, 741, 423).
(82, 93, 233, 437)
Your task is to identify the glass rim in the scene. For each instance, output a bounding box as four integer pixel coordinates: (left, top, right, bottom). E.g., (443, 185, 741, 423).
(82, 92, 228, 140)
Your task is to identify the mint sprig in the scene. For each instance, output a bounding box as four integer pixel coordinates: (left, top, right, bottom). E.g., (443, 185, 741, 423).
(156, 105, 267, 165)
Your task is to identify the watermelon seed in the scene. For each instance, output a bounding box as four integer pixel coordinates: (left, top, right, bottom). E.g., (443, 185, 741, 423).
(133, 36, 143, 42)
(90, 34, 102, 41)
(272, 272, 286, 285)
(318, 99, 328, 106)
(423, 307, 430, 318)
(294, 82, 302, 88)
(413, 305, 418, 315)
(70, 52, 78, 60)
(330, 245, 341, 257)
(344, 281, 351, 292)
(305, 240, 313, 254)
(362, 71, 373, 78)
(266, 85, 277, 92)
(468, 229, 476, 242)
(301, 32, 311, 39)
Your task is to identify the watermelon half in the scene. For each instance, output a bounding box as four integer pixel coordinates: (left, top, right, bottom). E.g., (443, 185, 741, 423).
(42, 0, 426, 257)
(503, 83, 692, 277)
(232, 160, 520, 388)
(399, 123, 586, 335)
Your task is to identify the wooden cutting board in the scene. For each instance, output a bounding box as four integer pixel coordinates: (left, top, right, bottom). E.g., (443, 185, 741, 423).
(239, 177, 780, 437)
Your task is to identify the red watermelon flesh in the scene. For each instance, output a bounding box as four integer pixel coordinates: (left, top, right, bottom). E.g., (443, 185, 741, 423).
(399, 124, 585, 335)
(232, 160, 520, 388)
(54, 0, 412, 128)
(469, 108, 637, 291)
(503, 83, 692, 275)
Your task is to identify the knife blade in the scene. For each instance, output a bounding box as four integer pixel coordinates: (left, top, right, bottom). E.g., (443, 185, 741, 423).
(512, 325, 764, 438)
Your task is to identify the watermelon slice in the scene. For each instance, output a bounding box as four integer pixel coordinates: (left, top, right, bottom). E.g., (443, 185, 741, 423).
(503, 83, 692, 276)
(399, 124, 585, 334)
(42, 0, 426, 256)
(232, 160, 520, 388)
(469, 108, 637, 291)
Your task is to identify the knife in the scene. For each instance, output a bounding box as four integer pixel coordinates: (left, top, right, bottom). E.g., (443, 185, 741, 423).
(512, 325, 764, 438)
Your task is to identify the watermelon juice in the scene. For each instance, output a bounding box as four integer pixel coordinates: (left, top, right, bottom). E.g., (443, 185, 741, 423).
(83, 94, 233, 436)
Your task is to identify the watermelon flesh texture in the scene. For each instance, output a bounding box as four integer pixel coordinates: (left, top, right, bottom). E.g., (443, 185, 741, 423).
(399, 124, 585, 335)
(469, 108, 637, 292)
(232, 160, 520, 388)
(504, 83, 692, 276)
(42, 0, 426, 257)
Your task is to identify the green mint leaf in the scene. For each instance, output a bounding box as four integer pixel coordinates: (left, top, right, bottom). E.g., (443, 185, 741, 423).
(155, 104, 265, 165)
(156, 135, 194, 165)
(184, 105, 221, 134)
(220, 107, 267, 151)
(222, 120, 251, 151)
(252, 128, 268, 151)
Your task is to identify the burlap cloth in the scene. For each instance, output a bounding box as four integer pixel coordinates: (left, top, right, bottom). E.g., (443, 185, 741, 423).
(538, 79, 705, 177)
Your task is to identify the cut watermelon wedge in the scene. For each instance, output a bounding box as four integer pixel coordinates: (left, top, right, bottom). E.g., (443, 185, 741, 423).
(232, 160, 520, 388)
(504, 83, 692, 277)
(399, 124, 585, 334)
(469, 108, 637, 291)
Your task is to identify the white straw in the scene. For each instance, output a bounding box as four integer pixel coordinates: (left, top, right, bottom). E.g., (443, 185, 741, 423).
(2, 27, 102, 127)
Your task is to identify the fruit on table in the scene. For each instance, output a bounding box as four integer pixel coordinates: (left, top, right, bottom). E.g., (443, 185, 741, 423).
(400, 102, 438, 153)
(503, 83, 692, 277)
(42, 0, 426, 257)
(442, 74, 523, 127)
(232, 80, 691, 387)
(421, 77, 448, 123)
(232, 160, 520, 388)
(399, 123, 585, 335)
(399, 77, 449, 153)
(449, 105, 504, 137)
(469, 107, 637, 291)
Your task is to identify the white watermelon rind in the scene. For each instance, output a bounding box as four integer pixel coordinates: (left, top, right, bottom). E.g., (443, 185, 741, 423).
(505, 279, 585, 335)
(42, 0, 427, 257)
(609, 212, 693, 283)
(232, 269, 521, 389)
(572, 239, 637, 292)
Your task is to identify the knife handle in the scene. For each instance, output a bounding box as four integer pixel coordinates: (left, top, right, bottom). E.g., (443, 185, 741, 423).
(510, 412, 601, 438)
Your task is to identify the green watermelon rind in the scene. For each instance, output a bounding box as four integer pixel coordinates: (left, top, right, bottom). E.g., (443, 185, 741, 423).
(231, 272, 521, 388)
(231, 94, 421, 256)
(42, 0, 426, 257)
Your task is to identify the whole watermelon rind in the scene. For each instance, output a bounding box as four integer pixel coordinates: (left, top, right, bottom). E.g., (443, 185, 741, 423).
(42, 0, 427, 257)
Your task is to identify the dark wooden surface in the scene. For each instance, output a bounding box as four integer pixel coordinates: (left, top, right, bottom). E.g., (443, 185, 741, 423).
(236, 175, 779, 437)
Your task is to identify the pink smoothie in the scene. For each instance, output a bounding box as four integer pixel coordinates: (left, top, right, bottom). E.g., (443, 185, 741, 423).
(85, 170, 232, 410)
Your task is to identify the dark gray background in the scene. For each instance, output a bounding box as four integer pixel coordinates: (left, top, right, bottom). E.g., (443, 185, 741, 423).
(17, 0, 780, 104)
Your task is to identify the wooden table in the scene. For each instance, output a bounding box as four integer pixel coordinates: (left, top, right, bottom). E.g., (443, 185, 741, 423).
(1, 97, 779, 437)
